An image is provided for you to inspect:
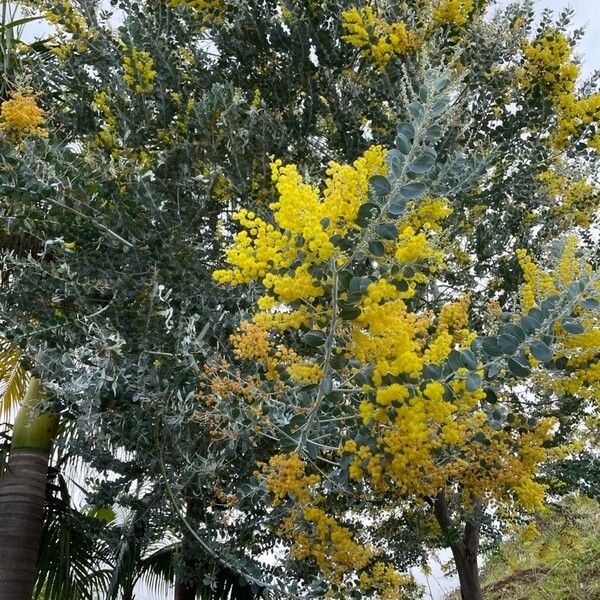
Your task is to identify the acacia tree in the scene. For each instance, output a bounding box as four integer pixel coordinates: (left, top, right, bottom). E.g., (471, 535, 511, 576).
(210, 67, 600, 599)
(0, 0, 599, 598)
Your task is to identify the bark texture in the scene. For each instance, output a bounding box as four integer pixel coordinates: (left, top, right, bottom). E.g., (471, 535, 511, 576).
(450, 525, 483, 600)
(433, 491, 483, 600)
(0, 379, 56, 600)
(0, 449, 50, 600)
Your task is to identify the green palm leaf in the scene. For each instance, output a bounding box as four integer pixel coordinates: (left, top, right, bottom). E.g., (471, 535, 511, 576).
(34, 469, 111, 600)
(0, 340, 27, 418)
(136, 542, 178, 597)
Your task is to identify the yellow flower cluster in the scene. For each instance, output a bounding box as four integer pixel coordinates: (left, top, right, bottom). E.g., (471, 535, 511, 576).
(91, 91, 121, 153)
(269, 159, 332, 258)
(556, 236, 581, 286)
(359, 561, 413, 599)
(213, 208, 296, 286)
(513, 476, 546, 511)
(230, 321, 272, 363)
(168, 0, 226, 26)
(0, 92, 47, 139)
(341, 6, 415, 70)
(295, 506, 373, 578)
(214, 146, 387, 301)
(321, 145, 389, 231)
(198, 360, 265, 405)
(44, 0, 87, 36)
(423, 331, 453, 364)
(230, 321, 323, 382)
(294, 508, 414, 597)
(554, 90, 600, 151)
(431, 0, 475, 27)
(457, 417, 552, 509)
(519, 521, 540, 543)
(521, 30, 575, 98)
(395, 226, 442, 265)
(402, 197, 454, 232)
(123, 48, 156, 94)
(342, 369, 560, 511)
(263, 453, 411, 597)
(263, 452, 320, 506)
(516, 248, 557, 311)
(537, 167, 599, 229)
(360, 280, 402, 308)
(517, 243, 600, 403)
(436, 294, 472, 343)
(93, 91, 116, 127)
(520, 30, 600, 152)
(285, 353, 323, 384)
(354, 299, 430, 385)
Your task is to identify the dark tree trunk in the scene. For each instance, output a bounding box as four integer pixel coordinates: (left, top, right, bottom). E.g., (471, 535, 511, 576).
(433, 491, 483, 600)
(174, 499, 197, 600)
(0, 449, 50, 600)
(450, 533, 483, 600)
(174, 578, 196, 600)
(0, 379, 57, 600)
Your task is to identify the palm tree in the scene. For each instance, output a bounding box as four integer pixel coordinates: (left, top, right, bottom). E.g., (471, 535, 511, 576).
(0, 343, 115, 600)
(33, 459, 112, 600)
(0, 343, 58, 600)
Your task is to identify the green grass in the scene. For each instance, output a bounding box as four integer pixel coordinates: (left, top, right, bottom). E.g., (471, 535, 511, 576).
(473, 496, 600, 600)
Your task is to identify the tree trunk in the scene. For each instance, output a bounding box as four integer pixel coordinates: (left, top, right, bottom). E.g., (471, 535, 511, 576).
(174, 499, 197, 600)
(433, 491, 483, 600)
(174, 579, 196, 600)
(450, 535, 483, 600)
(0, 378, 58, 600)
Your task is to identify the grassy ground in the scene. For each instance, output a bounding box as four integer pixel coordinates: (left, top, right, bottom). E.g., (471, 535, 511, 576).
(471, 496, 600, 600)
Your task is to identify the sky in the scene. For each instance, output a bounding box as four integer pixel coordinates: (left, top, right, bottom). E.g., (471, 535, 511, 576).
(13, 1, 599, 599)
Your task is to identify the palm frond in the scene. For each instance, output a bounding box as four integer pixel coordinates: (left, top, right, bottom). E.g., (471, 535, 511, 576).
(105, 534, 142, 600)
(34, 469, 111, 600)
(136, 542, 179, 598)
(0, 340, 28, 418)
(122, 535, 266, 600)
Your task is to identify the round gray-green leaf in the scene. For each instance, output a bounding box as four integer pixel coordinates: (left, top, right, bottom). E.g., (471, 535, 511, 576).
(303, 331, 327, 347)
(396, 133, 411, 155)
(370, 175, 391, 196)
(357, 202, 381, 226)
(368, 240, 385, 257)
(507, 356, 531, 376)
(409, 154, 436, 174)
(529, 340, 553, 363)
(466, 372, 482, 392)
(400, 182, 427, 199)
(376, 223, 397, 240)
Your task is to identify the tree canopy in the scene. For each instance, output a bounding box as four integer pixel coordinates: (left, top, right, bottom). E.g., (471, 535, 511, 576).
(0, 0, 598, 598)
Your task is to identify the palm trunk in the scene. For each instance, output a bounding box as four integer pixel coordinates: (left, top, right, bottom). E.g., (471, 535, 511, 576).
(0, 378, 58, 600)
(433, 491, 483, 600)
